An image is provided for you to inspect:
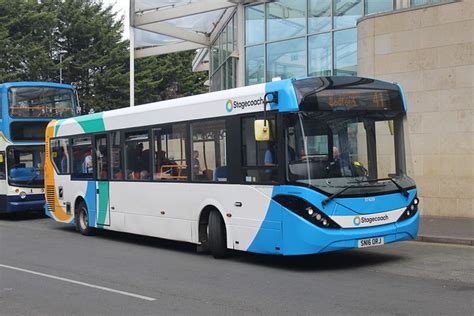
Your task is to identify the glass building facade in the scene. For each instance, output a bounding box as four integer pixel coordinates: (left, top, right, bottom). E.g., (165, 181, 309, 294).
(210, 15, 238, 92)
(208, 0, 453, 91)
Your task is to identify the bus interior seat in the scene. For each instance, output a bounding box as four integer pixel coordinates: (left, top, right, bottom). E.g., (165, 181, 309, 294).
(10, 167, 35, 178)
(214, 166, 228, 182)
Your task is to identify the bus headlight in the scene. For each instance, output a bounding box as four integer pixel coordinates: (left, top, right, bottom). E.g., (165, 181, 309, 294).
(397, 196, 419, 222)
(273, 195, 340, 229)
(19, 192, 27, 199)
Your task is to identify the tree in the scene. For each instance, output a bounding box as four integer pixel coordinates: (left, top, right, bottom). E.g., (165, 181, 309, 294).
(135, 51, 208, 105)
(0, 0, 58, 82)
(0, 0, 208, 113)
(56, 0, 130, 112)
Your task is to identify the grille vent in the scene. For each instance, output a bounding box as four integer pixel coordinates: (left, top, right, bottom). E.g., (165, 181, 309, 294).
(46, 185, 55, 212)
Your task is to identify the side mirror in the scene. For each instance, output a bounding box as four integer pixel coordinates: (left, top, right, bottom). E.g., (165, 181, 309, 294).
(255, 119, 270, 141)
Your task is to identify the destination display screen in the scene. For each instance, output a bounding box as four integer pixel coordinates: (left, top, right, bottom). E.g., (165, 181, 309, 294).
(315, 89, 398, 111)
(293, 77, 405, 112)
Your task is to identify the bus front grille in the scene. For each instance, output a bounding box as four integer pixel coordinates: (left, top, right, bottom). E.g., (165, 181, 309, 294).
(46, 186, 55, 211)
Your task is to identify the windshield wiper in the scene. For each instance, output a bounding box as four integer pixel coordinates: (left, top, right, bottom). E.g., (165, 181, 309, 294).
(349, 177, 409, 198)
(388, 177, 409, 198)
(322, 185, 354, 206)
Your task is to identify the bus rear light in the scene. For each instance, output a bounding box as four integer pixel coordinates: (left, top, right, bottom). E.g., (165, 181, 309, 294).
(274, 195, 340, 229)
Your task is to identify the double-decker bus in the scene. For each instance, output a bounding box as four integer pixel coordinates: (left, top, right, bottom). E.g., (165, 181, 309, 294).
(0, 82, 78, 213)
(44, 76, 419, 258)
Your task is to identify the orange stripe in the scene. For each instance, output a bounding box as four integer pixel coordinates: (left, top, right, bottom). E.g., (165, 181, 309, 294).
(45, 121, 73, 222)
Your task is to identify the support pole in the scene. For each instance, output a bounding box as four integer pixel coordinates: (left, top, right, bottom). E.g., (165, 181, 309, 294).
(129, 0, 135, 107)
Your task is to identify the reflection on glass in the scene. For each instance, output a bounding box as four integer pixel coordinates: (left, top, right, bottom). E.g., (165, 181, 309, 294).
(220, 27, 228, 61)
(285, 111, 415, 196)
(211, 45, 220, 74)
(267, 0, 306, 42)
(153, 124, 187, 181)
(8, 87, 75, 118)
(7, 145, 45, 187)
(246, 45, 265, 85)
(334, 28, 357, 76)
(245, 5, 265, 45)
(226, 58, 236, 89)
(365, 0, 393, 15)
(191, 120, 227, 182)
(334, 0, 362, 29)
(308, 33, 332, 77)
(210, 67, 223, 91)
(375, 121, 396, 177)
(309, 0, 331, 33)
(267, 38, 305, 81)
(226, 18, 234, 56)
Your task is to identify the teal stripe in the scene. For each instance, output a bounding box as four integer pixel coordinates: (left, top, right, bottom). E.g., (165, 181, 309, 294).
(75, 113, 106, 133)
(97, 181, 109, 228)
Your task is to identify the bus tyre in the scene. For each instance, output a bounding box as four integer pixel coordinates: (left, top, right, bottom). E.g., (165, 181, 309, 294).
(75, 201, 95, 236)
(208, 210, 228, 259)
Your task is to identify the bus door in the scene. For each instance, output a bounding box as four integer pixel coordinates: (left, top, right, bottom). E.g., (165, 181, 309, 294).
(94, 134, 110, 227)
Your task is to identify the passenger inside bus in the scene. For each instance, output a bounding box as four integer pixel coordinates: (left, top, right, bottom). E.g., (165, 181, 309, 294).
(82, 149, 93, 174)
(192, 150, 200, 175)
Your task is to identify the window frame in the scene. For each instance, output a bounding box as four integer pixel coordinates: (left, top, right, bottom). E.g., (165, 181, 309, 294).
(49, 137, 71, 176)
(152, 122, 189, 182)
(190, 118, 228, 183)
(240, 111, 284, 185)
(70, 135, 94, 180)
(123, 128, 152, 181)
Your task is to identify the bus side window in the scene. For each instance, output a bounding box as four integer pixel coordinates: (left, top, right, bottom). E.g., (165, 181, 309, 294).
(124, 130, 150, 181)
(191, 120, 227, 182)
(153, 123, 187, 181)
(241, 116, 277, 183)
(51, 138, 70, 174)
(110, 131, 123, 180)
(71, 136, 93, 179)
(95, 134, 108, 180)
(0, 152, 5, 179)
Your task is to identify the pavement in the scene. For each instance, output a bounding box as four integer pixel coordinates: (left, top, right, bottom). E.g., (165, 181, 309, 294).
(0, 216, 473, 315)
(418, 215, 474, 246)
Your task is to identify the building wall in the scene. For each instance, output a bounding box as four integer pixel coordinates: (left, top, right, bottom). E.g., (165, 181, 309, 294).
(358, 0, 473, 218)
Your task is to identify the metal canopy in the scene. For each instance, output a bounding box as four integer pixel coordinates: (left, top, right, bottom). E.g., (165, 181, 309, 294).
(131, 0, 238, 58)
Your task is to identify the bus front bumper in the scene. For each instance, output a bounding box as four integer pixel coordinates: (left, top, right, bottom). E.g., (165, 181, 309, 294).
(280, 211, 420, 255)
(0, 194, 45, 213)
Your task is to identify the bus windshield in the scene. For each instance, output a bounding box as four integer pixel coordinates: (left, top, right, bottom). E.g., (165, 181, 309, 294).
(286, 111, 415, 196)
(7, 145, 45, 188)
(8, 86, 75, 118)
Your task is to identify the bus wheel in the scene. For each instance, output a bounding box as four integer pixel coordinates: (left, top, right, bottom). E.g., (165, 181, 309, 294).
(208, 209, 228, 259)
(75, 201, 95, 236)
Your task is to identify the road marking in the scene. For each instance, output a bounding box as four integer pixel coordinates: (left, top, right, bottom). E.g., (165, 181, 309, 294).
(0, 263, 156, 301)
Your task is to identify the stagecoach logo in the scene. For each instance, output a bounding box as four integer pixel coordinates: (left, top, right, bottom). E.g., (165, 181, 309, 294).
(353, 216, 361, 226)
(226, 99, 233, 112)
(225, 97, 264, 113)
(353, 214, 390, 226)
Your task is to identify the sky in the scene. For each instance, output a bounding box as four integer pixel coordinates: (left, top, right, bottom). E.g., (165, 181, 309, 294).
(102, 0, 130, 39)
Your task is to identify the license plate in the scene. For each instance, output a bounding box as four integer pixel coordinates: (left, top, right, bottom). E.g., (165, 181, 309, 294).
(358, 237, 384, 248)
